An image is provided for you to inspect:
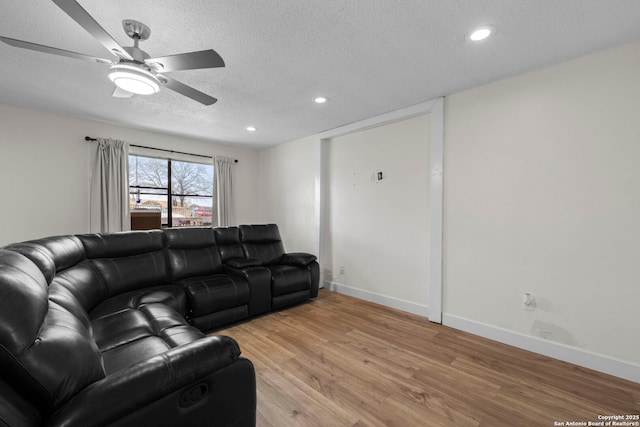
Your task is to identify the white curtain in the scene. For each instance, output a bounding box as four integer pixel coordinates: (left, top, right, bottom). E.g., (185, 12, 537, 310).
(89, 138, 130, 233)
(214, 156, 234, 226)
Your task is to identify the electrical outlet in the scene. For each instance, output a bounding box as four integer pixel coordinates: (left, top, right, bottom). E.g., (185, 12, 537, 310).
(522, 292, 535, 311)
(339, 266, 345, 275)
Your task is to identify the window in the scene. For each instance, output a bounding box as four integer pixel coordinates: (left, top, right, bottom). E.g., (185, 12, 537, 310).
(129, 155, 214, 227)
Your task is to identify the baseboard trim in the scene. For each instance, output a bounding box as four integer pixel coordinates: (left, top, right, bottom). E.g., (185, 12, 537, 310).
(443, 313, 640, 384)
(326, 281, 429, 318)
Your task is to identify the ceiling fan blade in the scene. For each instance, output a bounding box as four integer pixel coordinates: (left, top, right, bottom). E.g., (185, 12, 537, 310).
(112, 86, 134, 98)
(158, 75, 217, 106)
(51, 0, 133, 61)
(0, 36, 112, 64)
(145, 49, 225, 73)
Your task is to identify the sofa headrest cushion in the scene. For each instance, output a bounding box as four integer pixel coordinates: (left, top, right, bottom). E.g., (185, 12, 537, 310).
(164, 227, 215, 249)
(78, 231, 164, 258)
(5, 236, 86, 284)
(213, 227, 240, 244)
(238, 224, 282, 243)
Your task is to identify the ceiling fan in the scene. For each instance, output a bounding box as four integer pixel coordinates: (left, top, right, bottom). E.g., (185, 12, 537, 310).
(0, 0, 224, 105)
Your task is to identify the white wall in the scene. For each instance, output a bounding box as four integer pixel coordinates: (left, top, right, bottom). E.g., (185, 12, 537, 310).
(0, 104, 261, 245)
(443, 41, 640, 367)
(254, 41, 640, 380)
(257, 135, 318, 254)
(326, 114, 430, 309)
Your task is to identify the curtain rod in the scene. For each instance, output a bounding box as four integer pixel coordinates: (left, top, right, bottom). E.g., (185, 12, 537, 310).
(84, 136, 238, 163)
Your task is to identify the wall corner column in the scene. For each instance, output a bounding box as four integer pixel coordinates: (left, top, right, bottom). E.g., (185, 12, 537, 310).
(428, 97, 445, 323)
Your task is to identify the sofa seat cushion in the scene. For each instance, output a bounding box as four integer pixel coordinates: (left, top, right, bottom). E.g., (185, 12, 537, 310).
(92, 302, 206, 374)
(92, 308, 155, 352)
(99, 329, 208, 376)
(178, 274, 250, 317)
(89, 285, 188, 320)
(267, 265, 311, 297)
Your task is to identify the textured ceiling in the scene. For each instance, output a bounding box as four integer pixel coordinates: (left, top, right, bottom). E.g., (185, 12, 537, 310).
(1, 1, 640, 148)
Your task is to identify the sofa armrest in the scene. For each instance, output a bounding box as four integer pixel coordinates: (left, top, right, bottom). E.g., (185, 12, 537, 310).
(225, 257, 262, 269)
(281, 252, 317, 266)
(47, 336, 247, 427)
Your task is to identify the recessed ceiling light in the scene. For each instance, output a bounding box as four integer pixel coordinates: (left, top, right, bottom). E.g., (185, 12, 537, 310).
(246, 126, 256, 132)
(314, 97, 327, 104)
(468, 26, 495, 42)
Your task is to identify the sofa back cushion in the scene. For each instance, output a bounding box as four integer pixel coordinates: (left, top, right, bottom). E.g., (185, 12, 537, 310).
(214, 227, 245, 262)
(5, 236, 108, 313)
(164, 227, 223, 280)
(48, 261, 107, 314)
(239, 224, 285, 265)
(0, 250, 105, 411)
(78, 231, 168, 298)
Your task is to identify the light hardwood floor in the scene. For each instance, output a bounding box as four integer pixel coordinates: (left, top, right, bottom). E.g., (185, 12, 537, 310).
(216, 290, 640, 426)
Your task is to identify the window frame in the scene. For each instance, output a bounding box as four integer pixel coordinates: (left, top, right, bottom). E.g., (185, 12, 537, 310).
(129, 154, 215, 228)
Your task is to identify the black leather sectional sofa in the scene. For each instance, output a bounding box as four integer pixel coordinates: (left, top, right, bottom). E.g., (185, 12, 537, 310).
(0, 224, 319, 427)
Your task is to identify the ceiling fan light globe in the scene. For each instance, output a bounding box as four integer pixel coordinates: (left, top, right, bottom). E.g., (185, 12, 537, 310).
(113, 77, 157, 95)
(108, 64, 160, 95)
